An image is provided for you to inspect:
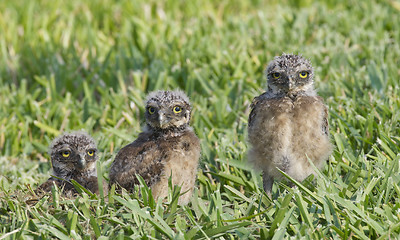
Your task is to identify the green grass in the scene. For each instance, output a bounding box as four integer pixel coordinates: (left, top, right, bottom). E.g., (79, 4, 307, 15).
(1, 0, 400, 238)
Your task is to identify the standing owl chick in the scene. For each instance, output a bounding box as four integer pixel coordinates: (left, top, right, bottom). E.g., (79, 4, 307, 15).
(248, 53, 332, 194)
(109, 90, 200, 205)
(37, 131, 105, 195)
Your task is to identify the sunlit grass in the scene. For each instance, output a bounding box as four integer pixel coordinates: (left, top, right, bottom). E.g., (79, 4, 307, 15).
(0, 0, 399, 238)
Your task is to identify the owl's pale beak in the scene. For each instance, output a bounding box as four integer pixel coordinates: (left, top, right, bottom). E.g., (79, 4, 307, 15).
(77, 155, 86, 170)
(158, 112, 170, 128)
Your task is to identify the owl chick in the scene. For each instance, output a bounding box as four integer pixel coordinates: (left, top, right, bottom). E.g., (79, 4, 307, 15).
(37, 131, 105, 195)
(248, 53, 332, 194)
(109, 90, 200, 205)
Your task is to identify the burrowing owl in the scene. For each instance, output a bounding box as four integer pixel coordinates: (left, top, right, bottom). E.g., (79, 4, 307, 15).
(248, 53, 332, 194)
(109, 90, 200, 205)
(37, 131, 105, 195)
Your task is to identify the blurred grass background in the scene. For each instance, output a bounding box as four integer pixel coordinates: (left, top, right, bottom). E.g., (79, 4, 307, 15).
(0, 0, 399, 239)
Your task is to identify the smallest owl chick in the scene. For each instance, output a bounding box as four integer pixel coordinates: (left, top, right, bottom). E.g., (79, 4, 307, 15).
(37, 131, 105, 195)
(248, 53, 333, 194)
(109, 90, 201, 205)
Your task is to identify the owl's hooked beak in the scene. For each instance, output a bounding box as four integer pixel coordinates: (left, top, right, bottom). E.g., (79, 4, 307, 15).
(77, 155, 86, 170)
(158, 112, 170, 128)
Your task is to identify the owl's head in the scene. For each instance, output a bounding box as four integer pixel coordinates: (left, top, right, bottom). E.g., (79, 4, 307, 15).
(145, 90, 191, 131)
(49, 131, 98, 178)
(265, 54, 315, 97)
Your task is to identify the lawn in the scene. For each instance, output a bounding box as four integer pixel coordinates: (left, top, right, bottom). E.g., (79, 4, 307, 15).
(0, 0, 400, 239)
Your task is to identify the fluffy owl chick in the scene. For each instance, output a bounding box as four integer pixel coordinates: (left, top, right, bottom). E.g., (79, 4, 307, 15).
(37, 131, 104, 195)
(248, 53, 332, 193)
(109, 90, 200, 205)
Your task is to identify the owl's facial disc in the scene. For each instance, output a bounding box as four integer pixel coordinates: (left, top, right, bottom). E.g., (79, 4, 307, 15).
(158, 105, 188, 129)
(146, 103, 189, 130)
(266, 54, 315, 96)
(268, 69, 312, 94)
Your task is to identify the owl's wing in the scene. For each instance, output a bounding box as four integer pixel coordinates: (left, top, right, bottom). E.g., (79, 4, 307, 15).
(36, 179, 57, 193)
(36, 178, 73, 194)
(321, 100, 329, 136)
(248, 95, 263, 128)
(79, 176, 100, 194)
(109, 133, 165, 191)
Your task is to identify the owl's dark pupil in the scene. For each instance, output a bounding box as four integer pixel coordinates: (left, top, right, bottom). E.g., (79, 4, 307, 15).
(173, 106, 183, 113)
(149, 107, 155, 114)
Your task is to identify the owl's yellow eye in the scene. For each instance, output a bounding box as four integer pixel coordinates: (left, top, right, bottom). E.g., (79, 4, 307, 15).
(299, 71, 308, 78)
(272, 72, 280, 79)
(62, 150, 70, 158)
(87, 150, 94, 156)
(148, 107, 156, 115)
(173, 106, 182, 113)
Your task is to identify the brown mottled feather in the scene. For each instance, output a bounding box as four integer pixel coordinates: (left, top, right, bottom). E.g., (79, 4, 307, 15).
(109, 131, 165, 190)
(109, 90, 200, 205)
(110, 130, 200, 203)
(247, 54, 333, 194)
(248, 95, 332, 192)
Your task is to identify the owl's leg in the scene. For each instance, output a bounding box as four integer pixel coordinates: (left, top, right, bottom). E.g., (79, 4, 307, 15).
(262, 172, 273, 195)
